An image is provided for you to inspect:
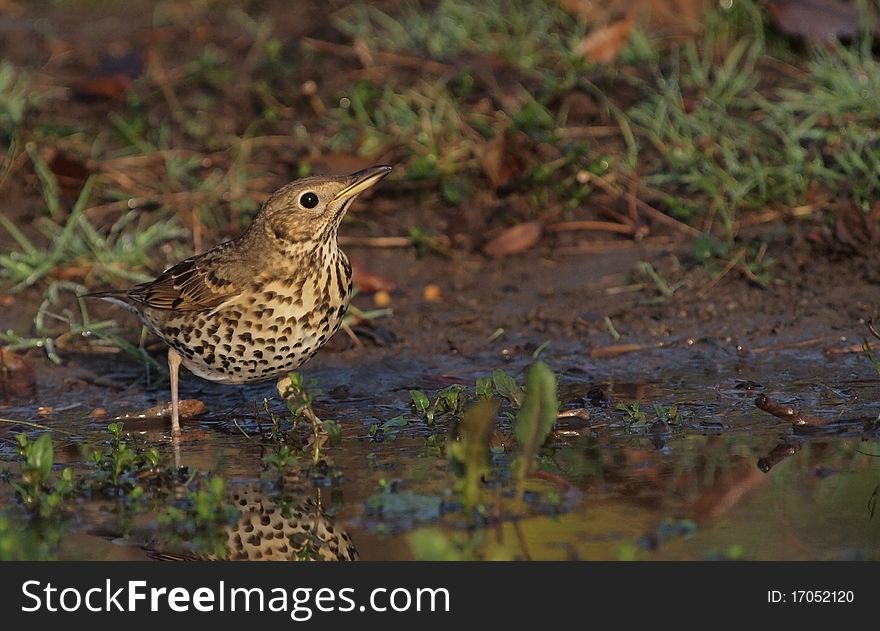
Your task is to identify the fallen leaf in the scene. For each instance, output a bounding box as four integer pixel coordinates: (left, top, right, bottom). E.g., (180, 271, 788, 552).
(0, 347, 35, 401)
(351, 259, 396, 293)
(576, 18, 635, 64)
(73, 51, 144, 101)
(48, 150, 91, 201)
(483, 221, 543, 258)
(476, 128, 526, 192)
(561, 0, 710, 38)
(766, 0, 871, 43)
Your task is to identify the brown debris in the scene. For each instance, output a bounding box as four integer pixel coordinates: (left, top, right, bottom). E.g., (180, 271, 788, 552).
(351, 259, 396, 294)
(47, 149, 91, 202)
(765, 0, 874, 44)
(0, 347, 36, 401)
(73, 50, 144, 101)
(575, 18, 636, 64)
(754, 394, 827, 427)
(561, 0, 711, 39)
(116, 398, 207, 421)
(483, 221, 543, 258)
(476, 127, 528, 192)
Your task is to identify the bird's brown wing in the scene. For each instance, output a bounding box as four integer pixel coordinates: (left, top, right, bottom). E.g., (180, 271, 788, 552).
(127, 254, 240, 312)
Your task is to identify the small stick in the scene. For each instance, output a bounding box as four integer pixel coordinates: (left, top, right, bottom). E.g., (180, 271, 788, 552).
(697, 248, 745, 297)
(0, 418, 77, 435)
(338, 236, 412, 248)
(529, 469, 580, 492)
(755, 394, 827, 427)
(749, 337, 827, 354)
(545, 220, 634, 235)
(588, 173, 702, 237)
(824, 341, 880, 355)
(590, 341, 667, 359)
(302, 37, 455, 75)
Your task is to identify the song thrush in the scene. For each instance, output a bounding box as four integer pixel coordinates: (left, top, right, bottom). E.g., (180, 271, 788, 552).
(88, 165, 392, 436)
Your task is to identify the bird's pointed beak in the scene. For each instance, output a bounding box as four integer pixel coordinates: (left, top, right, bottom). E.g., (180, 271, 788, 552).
(333, 165, 392, 202)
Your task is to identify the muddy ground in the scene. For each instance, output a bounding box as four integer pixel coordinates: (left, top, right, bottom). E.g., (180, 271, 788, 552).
(2, 0, 880, 560)
(4, 232, 880, 560)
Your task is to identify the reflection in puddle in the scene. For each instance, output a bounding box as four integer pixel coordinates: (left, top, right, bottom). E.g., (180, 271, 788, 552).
(1, 348, 879, 560)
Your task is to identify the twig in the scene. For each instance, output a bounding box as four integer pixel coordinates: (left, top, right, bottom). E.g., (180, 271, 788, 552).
(749, 337, 827, 354)
(0, 418, 77, 435)
(302, 37, 455, 75)
(824, 341, 880, 355)
(338, 236, 412, 248)
(590, 342, 666, 359)
(232, 417, 251, 439)
(529, 469, 580, 492)
(588, 173, 702, 237)
(545, 220, 634, 235)
(697, 247, 745, 298)
(557, 126, 623, 139)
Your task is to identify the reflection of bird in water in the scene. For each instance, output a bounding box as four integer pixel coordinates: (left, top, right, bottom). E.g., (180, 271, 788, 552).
(222, 488, 357, 561)
(151, 486, 357, 562)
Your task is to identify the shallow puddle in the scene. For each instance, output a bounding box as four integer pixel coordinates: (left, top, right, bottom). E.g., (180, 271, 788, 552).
(2, 343, 879, 560)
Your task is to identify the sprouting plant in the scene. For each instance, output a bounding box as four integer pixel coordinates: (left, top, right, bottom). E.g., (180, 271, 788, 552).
(513, 361, 558, 504)
(263, 444, 298, 475)
(410, 390, 432, 422)
(653, 403, 683, 425)
(87, 423, 163, 495)
(616, 401, 685, 432)
(410, 384, 469, 426)
(159, 476, 238, 558)
(447, 399, 498, 517)
(617, 401, 647, 424)
(13, 433, 74, 519)
(475, 376, 493, 399)
(277, 372, 330, 463)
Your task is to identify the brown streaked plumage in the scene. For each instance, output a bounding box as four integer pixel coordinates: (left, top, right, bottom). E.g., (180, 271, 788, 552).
(88, 165, 392, 436)
(149, 485, 357, 562)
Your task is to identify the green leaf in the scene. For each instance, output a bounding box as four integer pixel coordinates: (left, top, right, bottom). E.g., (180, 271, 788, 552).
(475, 376, 493, 399)
(383, 416, 408, 430)
(410, 390, 431, 419)
(514, 361, 558, 489)
(29, 433, 54, 482)
(407, 528, 465, 561)
(320, 419, 342, 446)
(492, 369, 524, 408)
(456, 398, 499, 516)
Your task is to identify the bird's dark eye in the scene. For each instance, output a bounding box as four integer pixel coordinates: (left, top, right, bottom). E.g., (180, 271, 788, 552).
(300, 192, 319, 209)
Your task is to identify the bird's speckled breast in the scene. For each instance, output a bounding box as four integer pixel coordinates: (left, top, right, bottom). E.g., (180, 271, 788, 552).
(151, 245, 352, 384)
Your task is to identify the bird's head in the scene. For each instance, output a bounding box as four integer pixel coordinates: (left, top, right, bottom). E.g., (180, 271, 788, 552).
(258, 165, 392, 245)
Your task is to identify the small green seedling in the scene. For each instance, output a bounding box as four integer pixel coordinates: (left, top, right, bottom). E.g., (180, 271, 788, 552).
(513, 361, 558, 503)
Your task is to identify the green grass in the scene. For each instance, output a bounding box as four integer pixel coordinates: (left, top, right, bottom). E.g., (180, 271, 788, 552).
(333, 0, 588, 73)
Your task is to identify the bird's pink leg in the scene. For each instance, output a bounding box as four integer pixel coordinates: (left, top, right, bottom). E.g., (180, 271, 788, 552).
(168, 347, 182, 438)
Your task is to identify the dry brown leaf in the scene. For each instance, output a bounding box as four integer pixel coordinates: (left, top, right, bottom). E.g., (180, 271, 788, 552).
(48, 149, 91, 202)
(576, 18, 635, 64)
(766, 0, 871, 43)
(0, 347, 36, 401)
(73, 51, 144, 101)
(476, 128, 525, 192)
(351, 259, 396, 293)
(562, 0, 711, 38)
(483, 221, 543, 258)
